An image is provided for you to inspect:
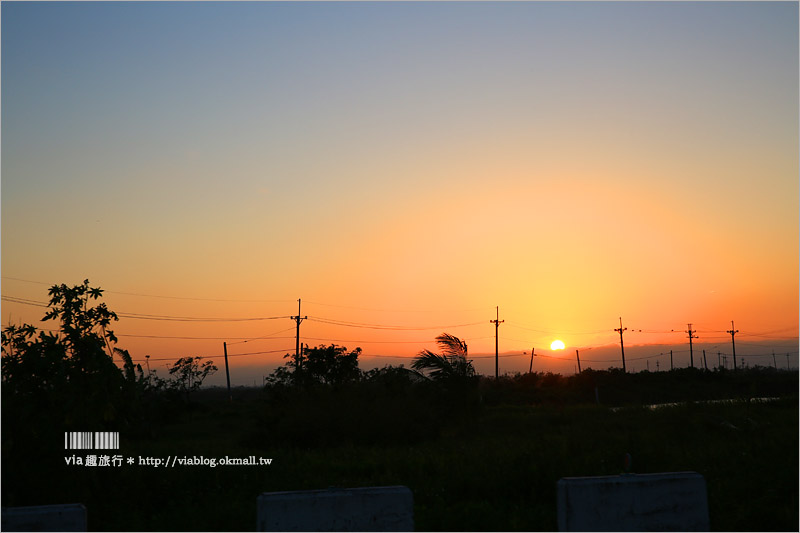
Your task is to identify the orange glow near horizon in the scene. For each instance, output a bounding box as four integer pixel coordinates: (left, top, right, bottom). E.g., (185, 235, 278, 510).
(2, 274, 797, 384)
(2, 2, 797, 384)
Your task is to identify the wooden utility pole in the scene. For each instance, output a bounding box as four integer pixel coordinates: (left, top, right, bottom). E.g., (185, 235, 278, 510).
(772, 351, 777, 370)
(529, 347, 535, 374)
(670, 350, 673, 371)
(223, 342, 231, 402)
(718, 352, 722, 369)
(614, 317, 627, 372)
(702, 349, 708, 371)
(686, 324, 698, 368)
(490, 306, 503, 379)
(291, 299, 307, 372)
(727, 321, 738, 370)
(576, 349, 582, 373)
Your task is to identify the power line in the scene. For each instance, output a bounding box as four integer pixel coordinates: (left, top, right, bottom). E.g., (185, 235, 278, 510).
(116, 312, 290, 322)
(505, 322, 610, 335)
(737, 342, 798, 349)
(129, 347, 294, 363)
(1, 276, 293, 304)
(1, 296, 49, 308)
(738, 331, 797, 339)
(121, 333, 293, 341)
(2, 295, 291, 322)
(740, 326, 799, 336)
(307, 316, 484, 331)
(226, 327, 297, 345)
(304, 300, 487, 314)
(0, 325, 296, 342)
(304, 335, 493, 345)
(4, 288, 797, 372)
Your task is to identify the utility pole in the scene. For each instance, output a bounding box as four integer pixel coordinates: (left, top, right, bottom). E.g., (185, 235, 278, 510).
(223, 342, 232, 402)
(576, 349, 581, 373)
(615, 317, 627, 372)
(718, 352, 721, 369)
(702, 349, 708, 371)
(686, 324, 698, 368)
(145, 355, 151, 383)
(727, 320, 738, 370)
(490, 307, 503, 379)
(529, 347, 535, 374)
(670, 350, 673, 371)
(772, 351, 777, 370)
(291, 299, 307, 373)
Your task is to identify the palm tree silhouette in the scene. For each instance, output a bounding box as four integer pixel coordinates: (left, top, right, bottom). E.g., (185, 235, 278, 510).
(412, 333, 475, 381)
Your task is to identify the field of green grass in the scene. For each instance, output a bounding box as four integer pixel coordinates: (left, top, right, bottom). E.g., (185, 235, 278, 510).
(3, 370, 798, 531)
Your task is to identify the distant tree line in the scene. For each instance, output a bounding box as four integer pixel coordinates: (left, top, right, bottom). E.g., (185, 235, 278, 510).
(266, 332, 478, 389)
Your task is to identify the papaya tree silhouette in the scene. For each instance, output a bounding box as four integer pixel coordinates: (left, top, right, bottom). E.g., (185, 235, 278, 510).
(1, 280, 138, 425)
(2, 280, 151, 509)
(412, 333, 475, 382)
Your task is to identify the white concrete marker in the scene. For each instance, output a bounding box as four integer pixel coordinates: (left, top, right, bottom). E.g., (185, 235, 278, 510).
(257, 485, 413, 531)
(557, 472, 709, 531)
(1, 503, 87, 532)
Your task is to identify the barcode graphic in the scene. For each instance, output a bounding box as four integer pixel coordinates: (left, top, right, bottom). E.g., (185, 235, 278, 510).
(64, 432, 119, 450)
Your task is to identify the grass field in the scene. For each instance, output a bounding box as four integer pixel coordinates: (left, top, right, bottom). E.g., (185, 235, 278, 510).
(3, 370, 798, 531)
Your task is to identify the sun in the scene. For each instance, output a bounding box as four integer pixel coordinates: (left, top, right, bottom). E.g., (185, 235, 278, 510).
(550, 339, 566, 350)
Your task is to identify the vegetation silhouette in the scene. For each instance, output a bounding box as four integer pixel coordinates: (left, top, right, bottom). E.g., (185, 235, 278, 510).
(1, 281, 797, 530)
(1, 280, 220, 507)
(268, 344, 362, 387)
(2, 280, 140, 430)
(162, 356, 218, 401)
(412, 332, 475, 383)
(256, 337, 478, 448)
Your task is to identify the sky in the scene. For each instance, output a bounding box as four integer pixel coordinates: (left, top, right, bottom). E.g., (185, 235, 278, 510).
(2, 1, 798, 386)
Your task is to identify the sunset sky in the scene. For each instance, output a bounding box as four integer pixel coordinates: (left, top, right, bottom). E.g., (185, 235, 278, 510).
(2, 1, 798, 385)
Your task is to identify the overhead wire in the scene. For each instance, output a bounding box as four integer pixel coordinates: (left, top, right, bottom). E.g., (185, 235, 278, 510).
(129, 347, 295, 363)
(2, 295, 291, 322)
(1, 276, 294, 304)
(225, 327, 297, 345)
(3, 285, 797, 371)
(307, 316, 485, 331)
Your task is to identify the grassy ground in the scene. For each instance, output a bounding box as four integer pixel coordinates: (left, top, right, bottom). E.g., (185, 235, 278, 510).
(3, 374, 798, 531)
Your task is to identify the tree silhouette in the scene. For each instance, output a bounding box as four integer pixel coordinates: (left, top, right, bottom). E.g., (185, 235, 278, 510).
(267, 344, 361, 387)
(412, 333, 475, 382)
(165, 356, 218, 400)
(2, 280, 137, 427)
